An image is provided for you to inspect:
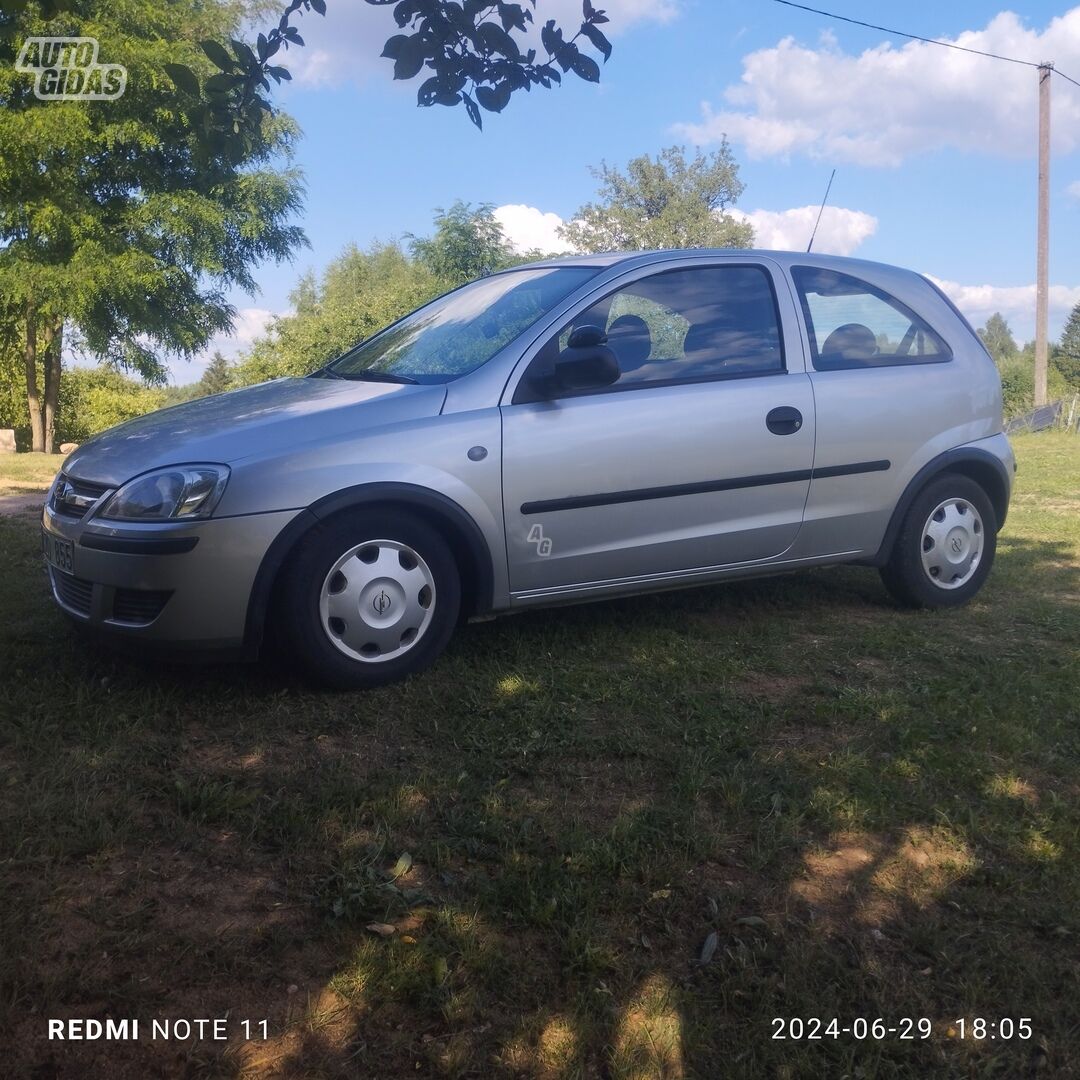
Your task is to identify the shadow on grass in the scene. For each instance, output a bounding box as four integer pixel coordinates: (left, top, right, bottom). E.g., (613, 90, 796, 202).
(2, 516, 1078, 1077)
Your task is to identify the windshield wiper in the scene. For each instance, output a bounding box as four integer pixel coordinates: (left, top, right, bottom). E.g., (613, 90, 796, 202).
(309, 366, 345, 380)
(334, 370, 418, 385)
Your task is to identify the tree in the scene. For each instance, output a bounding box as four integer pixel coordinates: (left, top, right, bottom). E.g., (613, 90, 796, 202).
(198, 351, 233, 397)
(559, 144, 754, 254)
(0, 0, 306, 452)
(158, 0, 614, 138)
(233, 204, 523, 386)
(233, 241, 443, 384)
(977, 313, 1018, 365)
(409, 202, 513, 286)
(1055, 300, 1080, 389)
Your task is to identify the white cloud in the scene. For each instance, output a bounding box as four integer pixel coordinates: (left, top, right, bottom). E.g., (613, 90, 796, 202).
(928, 276, 1080, 340)
(287, 0, 680, 88)
(493, 201, 877, 257)
(1068, 180, 1080, 199)
(174, 307, 281, 385)
(675, 9, 1080, 165)
(494, 204, 574, 254)
(730, 205, 877, 256)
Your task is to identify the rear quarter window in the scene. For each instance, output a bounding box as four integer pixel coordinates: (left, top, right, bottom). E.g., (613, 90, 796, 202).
(792, 266, 952, 372)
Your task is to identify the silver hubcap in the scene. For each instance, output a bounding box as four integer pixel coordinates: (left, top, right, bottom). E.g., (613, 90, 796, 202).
(920, 498, 984, 590)
(318, 540, 435, 663)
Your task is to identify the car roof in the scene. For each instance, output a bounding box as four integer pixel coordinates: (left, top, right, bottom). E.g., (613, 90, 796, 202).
(512, 249, 923, 283)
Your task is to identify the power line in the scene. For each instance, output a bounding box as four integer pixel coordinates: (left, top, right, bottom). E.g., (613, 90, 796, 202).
(770, 0, 1072, 81)
(1054, 67, 1080, 91)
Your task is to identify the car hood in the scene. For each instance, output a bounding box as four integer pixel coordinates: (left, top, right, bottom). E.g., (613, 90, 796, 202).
(64, 377, 448, 487)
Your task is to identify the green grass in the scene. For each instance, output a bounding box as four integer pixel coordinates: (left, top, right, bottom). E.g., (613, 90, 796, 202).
(0, 451, 65, 498)
(1, 432, 1078, 1078)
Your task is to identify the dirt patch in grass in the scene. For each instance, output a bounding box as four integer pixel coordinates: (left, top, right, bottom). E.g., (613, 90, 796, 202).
(0, 492, 44, 517)
(737, 671, 814, 705)
(10, 835, 337, 1079)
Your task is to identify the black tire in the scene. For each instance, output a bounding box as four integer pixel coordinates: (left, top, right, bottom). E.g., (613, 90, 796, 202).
(279, 509, 461, 689)
(880, 472, 997, 609)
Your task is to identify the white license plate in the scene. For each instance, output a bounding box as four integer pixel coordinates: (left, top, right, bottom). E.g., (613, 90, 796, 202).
(42, 529, 74, 574)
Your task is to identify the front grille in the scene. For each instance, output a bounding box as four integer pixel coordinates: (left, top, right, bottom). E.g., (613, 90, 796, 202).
(50, 568, 93, 616)
(112, 588, 171, 626)
(50, 474, 111, 520)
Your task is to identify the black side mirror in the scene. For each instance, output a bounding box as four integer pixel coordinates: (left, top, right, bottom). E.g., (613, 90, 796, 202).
(554, 346, 619, 392)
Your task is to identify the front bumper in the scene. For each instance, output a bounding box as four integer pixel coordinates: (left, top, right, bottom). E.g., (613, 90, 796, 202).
(41, 501, 302, 650)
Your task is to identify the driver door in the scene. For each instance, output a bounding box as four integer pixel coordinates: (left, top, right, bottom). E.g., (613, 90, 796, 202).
(499, 260, 815, 598)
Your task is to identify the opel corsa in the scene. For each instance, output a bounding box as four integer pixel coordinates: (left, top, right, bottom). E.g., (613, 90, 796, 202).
(42, 251, 1016, 688)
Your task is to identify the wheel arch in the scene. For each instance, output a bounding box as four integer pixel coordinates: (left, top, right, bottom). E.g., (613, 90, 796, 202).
(244, 483, 495, 652)
(872, 447, 1011, 566)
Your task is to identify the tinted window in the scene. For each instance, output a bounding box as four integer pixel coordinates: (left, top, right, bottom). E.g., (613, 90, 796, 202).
(792, 267, 951, 371)
(328, 267, 598, 383)
(549, 264, 784, 392)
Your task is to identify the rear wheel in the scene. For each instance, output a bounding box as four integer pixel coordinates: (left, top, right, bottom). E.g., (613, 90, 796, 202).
(880, 473, 997, 609)
(281, 510, 460, 689)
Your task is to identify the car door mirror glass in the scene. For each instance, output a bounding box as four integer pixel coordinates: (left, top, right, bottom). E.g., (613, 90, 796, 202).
(566, 324, 608, 349)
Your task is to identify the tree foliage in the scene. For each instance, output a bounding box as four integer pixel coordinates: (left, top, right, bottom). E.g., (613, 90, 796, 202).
(161, 0, 613, 139)
(559, 144, 754, 254)
(233, 204, 525, 384)
(233, 242, 443, 384)
(977, 312, 1019, 365)
(997, 347, 1069, 418)
(198, 351, 234, 397)
(54, 367, 168, 445)
(0, 0, 306, 451)
(408, 202, 514, 286)
(1055, 300, 1080, 389)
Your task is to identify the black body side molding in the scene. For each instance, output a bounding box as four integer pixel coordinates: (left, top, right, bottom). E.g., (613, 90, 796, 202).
(521, 460, 891, 516)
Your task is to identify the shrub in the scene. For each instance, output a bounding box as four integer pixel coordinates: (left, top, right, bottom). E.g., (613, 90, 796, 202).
(997, 355, 1070, 418)
(56, 367, 167, 444)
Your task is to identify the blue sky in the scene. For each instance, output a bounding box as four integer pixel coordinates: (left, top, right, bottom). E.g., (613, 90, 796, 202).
(183, 0, 1080, 382)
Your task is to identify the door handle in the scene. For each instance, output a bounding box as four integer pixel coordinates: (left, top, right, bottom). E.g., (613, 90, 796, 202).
(766, 406, 803, 435)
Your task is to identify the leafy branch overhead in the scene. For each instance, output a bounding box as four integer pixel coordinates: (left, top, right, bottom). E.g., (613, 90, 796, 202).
(165, 0, 613, 139)
(379, 0, 612, 128)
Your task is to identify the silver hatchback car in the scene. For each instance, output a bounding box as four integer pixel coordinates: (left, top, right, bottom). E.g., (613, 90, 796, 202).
(42, 250, 1015, 688)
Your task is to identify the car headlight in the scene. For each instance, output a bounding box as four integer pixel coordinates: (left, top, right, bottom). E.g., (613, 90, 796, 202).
(98, 465, 230, 521)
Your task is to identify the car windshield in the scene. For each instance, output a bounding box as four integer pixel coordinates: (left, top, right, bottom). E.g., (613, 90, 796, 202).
(325, 267, 599, 383)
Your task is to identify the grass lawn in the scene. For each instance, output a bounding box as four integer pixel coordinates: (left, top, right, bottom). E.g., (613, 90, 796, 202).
(0, 451, 66, 498)
(1, 432, 1077, 1078)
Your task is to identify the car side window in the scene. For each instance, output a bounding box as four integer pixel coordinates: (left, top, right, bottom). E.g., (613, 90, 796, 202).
(792, 266, 952, 371)
(536, 264, 785, 397)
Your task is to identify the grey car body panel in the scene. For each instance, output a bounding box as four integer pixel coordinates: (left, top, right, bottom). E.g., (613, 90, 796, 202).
(63, 377, 448, 489)
(42, 500, 301, 644)
(41, 249, 1013, 653)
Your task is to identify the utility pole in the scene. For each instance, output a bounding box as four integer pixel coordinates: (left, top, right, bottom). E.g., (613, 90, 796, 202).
(1035, 62, 1052, 407)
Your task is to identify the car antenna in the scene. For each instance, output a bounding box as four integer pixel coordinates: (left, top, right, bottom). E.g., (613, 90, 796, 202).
(807, 169, 836, 253)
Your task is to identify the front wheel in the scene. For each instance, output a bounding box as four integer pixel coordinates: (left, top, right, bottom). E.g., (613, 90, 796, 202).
(280, 510, 461, 689)
(880, 473, 998, 609)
